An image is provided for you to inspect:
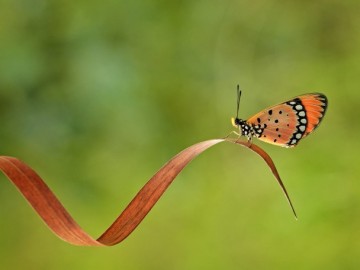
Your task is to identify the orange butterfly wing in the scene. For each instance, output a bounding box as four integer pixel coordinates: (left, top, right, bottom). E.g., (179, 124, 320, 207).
(247, 93, 327, 148)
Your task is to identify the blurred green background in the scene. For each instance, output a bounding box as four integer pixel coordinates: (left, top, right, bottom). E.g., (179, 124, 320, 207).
(1, 0, 360, 269)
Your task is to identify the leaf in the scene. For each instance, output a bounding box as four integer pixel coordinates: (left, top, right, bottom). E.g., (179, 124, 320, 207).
(0, 139, 295, 246)
(231, 139, 297, 219)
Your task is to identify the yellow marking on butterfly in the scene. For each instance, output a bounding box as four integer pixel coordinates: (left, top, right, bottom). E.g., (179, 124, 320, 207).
(231, 117, 237, 128)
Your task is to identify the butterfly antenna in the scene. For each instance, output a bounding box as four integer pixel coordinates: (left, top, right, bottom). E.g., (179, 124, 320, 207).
(236, 85, 242, 118)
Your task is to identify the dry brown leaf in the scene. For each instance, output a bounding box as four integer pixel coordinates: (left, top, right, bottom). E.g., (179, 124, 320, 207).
(0, 138, 295, 246)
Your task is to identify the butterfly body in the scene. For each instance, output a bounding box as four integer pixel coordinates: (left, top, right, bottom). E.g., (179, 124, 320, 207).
(231, 92, 328, 148)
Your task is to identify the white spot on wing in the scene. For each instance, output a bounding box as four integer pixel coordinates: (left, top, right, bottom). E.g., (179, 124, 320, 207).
(299, 111, 305, 117)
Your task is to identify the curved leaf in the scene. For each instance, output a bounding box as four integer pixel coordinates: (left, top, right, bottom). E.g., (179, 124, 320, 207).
(0, 139, 295, 246)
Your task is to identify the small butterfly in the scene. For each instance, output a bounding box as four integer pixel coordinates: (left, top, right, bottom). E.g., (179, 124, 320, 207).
(231, 86, 328, 148)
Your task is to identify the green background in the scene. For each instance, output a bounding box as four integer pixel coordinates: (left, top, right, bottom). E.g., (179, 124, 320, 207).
(1, 0, 359, 269)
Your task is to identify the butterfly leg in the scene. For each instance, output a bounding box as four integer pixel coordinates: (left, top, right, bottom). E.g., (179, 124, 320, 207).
(234, 129, 243, 143)
(223, 130, 241, 139)
(246, 134, 253, 146)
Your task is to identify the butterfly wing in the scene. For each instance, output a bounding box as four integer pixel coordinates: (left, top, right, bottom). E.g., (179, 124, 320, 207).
(247, 93, 328, 148)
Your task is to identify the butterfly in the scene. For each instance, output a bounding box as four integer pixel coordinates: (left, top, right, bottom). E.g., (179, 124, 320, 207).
(230, 86, 328, 148)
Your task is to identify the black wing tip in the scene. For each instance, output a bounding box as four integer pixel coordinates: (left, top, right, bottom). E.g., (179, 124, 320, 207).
(306, 92, 328, 115)
(315, 93, 328, 115)
(311, 92, 327, 100)
(307, 93, 328, 134)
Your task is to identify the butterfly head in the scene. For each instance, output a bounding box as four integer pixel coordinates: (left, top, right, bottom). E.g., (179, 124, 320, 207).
(231, 117, 242, 128)
(231, 86, 252, 136)
(231, 117, 252, 136)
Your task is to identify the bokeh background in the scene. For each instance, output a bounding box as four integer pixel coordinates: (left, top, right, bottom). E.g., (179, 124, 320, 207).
(1, 0, 360, 269)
